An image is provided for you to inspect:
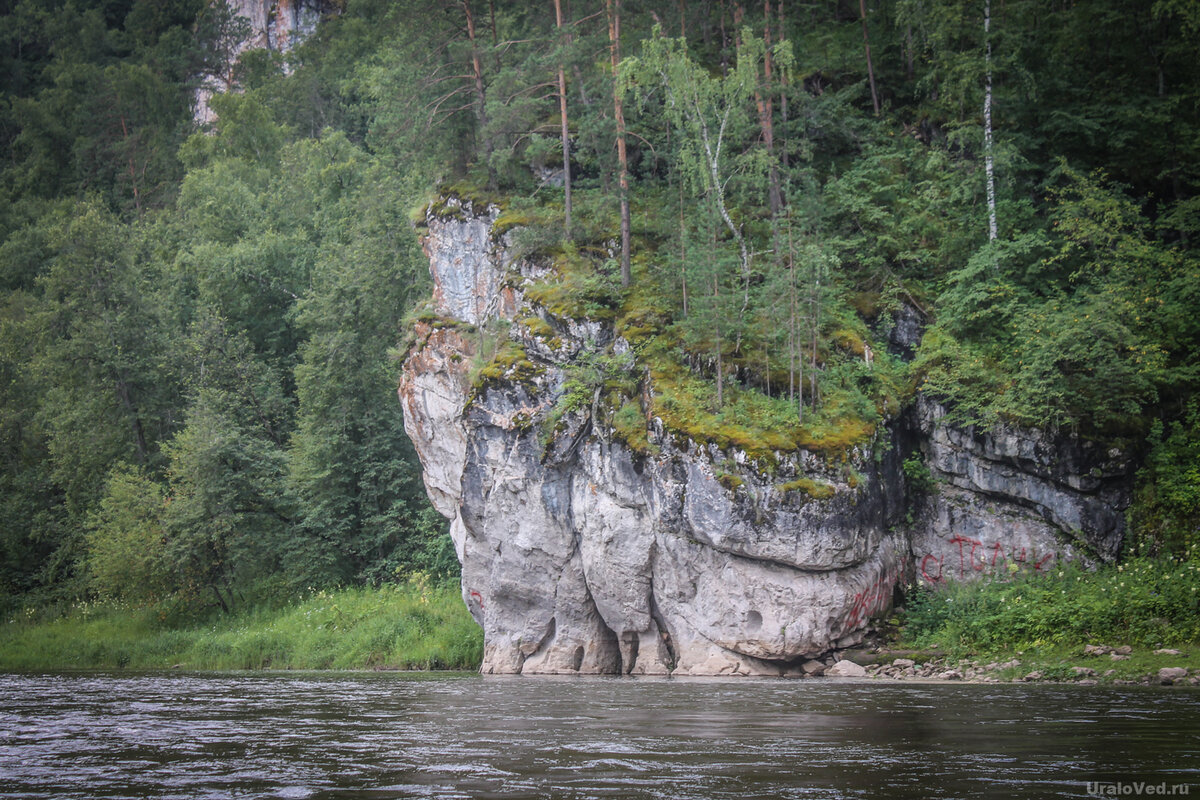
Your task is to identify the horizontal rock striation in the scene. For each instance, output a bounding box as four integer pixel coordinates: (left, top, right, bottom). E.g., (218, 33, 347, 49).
(399, 196, 1132, 675)
(909, 397, 1130, 587)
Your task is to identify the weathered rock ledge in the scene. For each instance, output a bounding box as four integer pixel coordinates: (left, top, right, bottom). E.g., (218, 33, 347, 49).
(399, 196, 1132, 676)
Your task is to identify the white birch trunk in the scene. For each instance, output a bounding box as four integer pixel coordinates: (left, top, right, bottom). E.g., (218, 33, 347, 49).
(984, 0, 998, 241)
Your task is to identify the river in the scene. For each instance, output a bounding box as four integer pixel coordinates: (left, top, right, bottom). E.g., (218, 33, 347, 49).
(0, 672, 1196, 798)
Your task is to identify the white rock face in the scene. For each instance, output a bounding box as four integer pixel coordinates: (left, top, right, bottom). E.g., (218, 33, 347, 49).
(194, 0, 331, 125)
(399, 198, 1131, 675)
(423, 201, 505, 326)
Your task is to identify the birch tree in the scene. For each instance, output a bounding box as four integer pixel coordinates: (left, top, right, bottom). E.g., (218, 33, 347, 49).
(859, 0, 881, 116)
(983, 0, 997, 241)
(629, 30, 759, 315)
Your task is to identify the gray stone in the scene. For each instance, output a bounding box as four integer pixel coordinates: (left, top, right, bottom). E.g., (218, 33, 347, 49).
(909, 396, 1130, 587)
(1154, 649, 1182, 656)
(887, 302, 925, 361)
(194, 1, 330, 124)
(1159, 667, 1188, 685)
(424, 203, 505, 326)
(826, 660, 868, 678)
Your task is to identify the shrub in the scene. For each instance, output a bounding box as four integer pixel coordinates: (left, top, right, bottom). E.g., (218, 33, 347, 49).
(899, 552, 1200, 653)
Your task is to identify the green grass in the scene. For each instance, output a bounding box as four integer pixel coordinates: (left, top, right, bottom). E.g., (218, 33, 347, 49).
(983, 642, 1199, 683)
(897, 550, 1200, 656)
(0, 578, 483, 671)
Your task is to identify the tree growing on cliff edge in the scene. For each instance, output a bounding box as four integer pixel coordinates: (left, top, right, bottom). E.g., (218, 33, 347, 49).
(629, 29, 762, 346)
(553, 0, 572, 239)
(608, 0, 632, 287)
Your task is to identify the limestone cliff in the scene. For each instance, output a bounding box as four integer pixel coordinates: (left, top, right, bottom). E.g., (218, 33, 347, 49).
(194, 0, 331, 125)
(399, 197, 1131, 676)
(909, 397, 1130, 586)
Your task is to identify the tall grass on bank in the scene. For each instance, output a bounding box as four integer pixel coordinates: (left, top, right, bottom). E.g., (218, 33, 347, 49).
(900, 549, 1200, 654)
(0, 578, 483, 671)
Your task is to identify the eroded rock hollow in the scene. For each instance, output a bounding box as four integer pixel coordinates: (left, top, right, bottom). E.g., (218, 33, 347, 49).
(399, 198, 1131, 676)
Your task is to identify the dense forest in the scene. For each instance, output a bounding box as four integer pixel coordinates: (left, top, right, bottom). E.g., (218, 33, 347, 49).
(2, 0, 1198, 619)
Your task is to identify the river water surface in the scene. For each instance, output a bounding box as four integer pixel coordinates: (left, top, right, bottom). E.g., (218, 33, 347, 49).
(0, 672, 1197, 799)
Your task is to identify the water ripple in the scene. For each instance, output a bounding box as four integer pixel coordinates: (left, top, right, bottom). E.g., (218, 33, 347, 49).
(0, 673, 1196, 798)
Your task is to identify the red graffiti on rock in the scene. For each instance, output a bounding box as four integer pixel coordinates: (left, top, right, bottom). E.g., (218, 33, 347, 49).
(843, 558, 908, 631)
(918, 535, 1056, 585)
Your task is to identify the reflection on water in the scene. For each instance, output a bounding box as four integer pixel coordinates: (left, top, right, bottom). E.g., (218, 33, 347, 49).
(0, 672, 1197, 798)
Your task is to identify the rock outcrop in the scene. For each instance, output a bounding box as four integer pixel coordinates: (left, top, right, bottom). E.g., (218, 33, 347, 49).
(399, 196, 1132, 676)
(909, 397, 1130, 587)
(194, 0, 332, 125)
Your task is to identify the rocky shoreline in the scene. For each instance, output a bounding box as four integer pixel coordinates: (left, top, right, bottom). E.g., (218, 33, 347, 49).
(818, 645, 1198, 686)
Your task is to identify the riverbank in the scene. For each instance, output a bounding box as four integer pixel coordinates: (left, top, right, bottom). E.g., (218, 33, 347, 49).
(3, 554, 1198, 679)
(839, 550, 1200, 686)
(0, 579, 482, 671)
(825, 644, 1199, 686)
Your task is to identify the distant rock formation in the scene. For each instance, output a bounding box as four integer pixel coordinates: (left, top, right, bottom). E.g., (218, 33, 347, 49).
(194, 0, 330, 125)
(398, 195, 1131, 676)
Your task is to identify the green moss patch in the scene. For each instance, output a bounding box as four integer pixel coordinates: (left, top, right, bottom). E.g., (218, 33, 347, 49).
(525, 247, 620, 323)
(476, 339, 543, 387)
(777, 477, 837, 499)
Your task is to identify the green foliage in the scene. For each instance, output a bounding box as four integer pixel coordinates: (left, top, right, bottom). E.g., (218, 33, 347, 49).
(901, 453, 935, 494)
(561, 345, 637, 415)
(0, 578, 482, 671)
(284, 138, 445, 588)
(0, 0, 226, 214)
(84, 465, 172, 604)
(524, 245, 621, 322)
(611, 399, 655, 456)
(825, 136, 982, 282)
(1131, 403, 1200, 556)
(900, 554, 1200, 654)
(918, 169, 1197, 439)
